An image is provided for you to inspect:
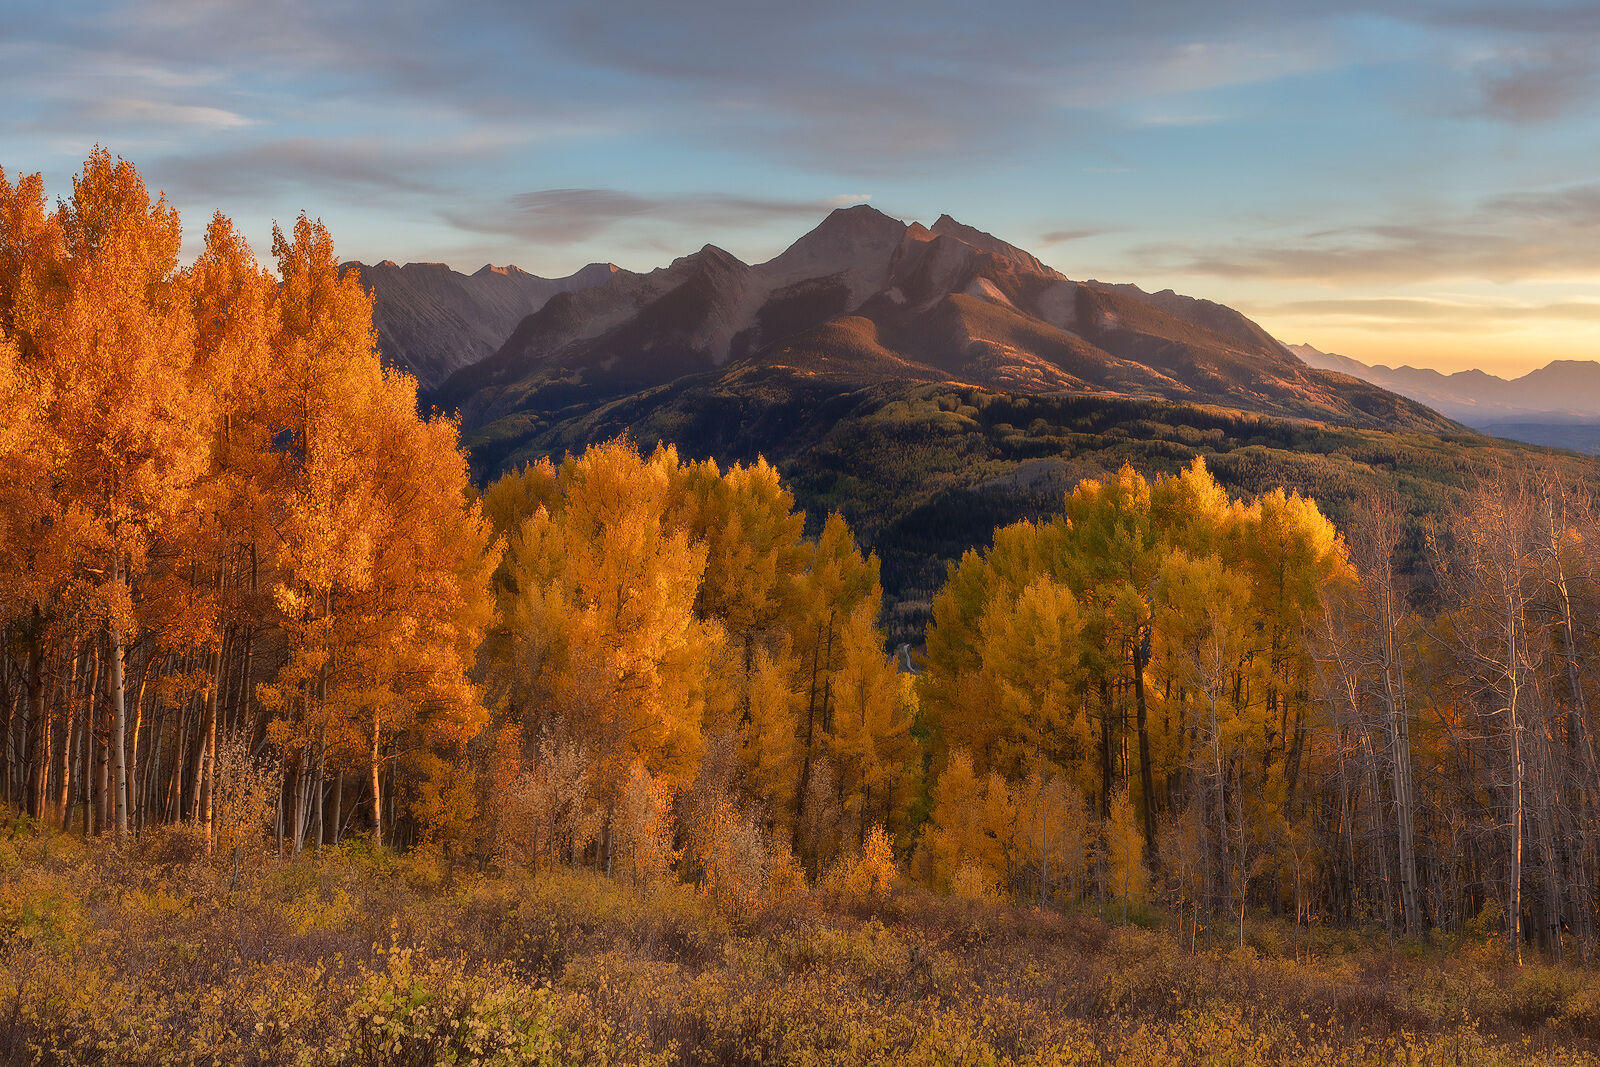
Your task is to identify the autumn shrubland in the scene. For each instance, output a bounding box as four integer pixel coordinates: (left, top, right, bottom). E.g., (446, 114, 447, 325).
(2, 821, 1599, 1065)
(5, 152, 1600, 1063)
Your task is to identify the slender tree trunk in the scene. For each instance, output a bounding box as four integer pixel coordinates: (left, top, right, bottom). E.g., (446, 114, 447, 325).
(1100, 677, 1115, 819)
(313, 726, 326, 848)
(201, 641, 225, 854)
(329, 772, 343, 846)
(129, 651, 153, 830)
(56, 697, 75, 830)
(1132, 634, 1157, 867)
(794, 615, 829, 854)
(80, 699, 93, 837)
(371, 709, 383, 848)
(107, 615, 131, 838)
(23, 616, 46, 821)
(1506, 596, 1526, 966)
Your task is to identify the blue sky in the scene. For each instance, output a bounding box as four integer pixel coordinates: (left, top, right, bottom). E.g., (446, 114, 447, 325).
(4, 0, 1599, 374)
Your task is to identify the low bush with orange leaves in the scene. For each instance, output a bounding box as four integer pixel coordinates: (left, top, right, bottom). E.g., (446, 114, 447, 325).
(2, 817, 1599, 1065)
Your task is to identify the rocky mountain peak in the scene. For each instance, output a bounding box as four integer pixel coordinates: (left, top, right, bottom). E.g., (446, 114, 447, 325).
(929, 214, 1055, 276)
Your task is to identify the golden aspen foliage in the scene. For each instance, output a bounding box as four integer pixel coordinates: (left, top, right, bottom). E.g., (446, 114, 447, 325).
(830, 822, 897, 906)
(821, 600, 919, 841)
(920, 520, 1051, 762)
(950, 863, 996, 901)
(208, 730, 282, 867)
(6, 149, 214, 836)
(259, 213, 497, 847)
(682, 456, 808, 719)
(402, 751, 480, 866)
(493, 440, 719, 799)
(925, 748, 1015, 895)
(921, 457, 1348, 905)
(971, 575, 1088, 781)
(614, 760, 679, 886)
(480, 440, 909, 875)
(1104, 784, 1150, 916)
(0, 330, 51, 614)
(1014, 762, 1091, 904)
(496, 732, 602, 871)
(742, 646, 804, 833)
(695, 799, 774, 917)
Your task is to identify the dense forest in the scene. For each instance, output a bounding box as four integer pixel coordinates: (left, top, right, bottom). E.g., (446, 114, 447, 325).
(5, 155, 1600, 1056)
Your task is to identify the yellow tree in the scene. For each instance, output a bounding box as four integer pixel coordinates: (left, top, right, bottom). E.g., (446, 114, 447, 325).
(742, 645, 804, 836)
(824, 600, 919, 842)
(1233, 487, 1348, 809)
(1104, 784, 1150, 920)
(1155, 548, 1264, 924)
(170, 211, 280, 850)
(1014, 761, 1091, 904)
(496, 440, 720, 803)
(1057, 465, 1162, 843)
(924, 748, 1015, 894)
(683, 456, 808, 728)
(974, 575, 1087, 781)
(789, 511, 883, 849)
(33, 150, 211, 837)
(262, 214, 496, 849)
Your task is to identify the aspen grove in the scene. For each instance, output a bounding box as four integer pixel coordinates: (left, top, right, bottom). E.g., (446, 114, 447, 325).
(4, 154, 1600, 968)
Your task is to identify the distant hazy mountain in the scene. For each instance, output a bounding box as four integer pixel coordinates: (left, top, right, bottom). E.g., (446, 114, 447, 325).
(1287, 343, 1600, 452)
(433, 205, 1452, 437)
(342, 259, 617, 388)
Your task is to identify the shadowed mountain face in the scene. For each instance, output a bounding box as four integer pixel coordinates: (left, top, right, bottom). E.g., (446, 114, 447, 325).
(430, 206, 1456, 437)
(343, 259, 617, 388)
(1289, 343, 1600, 452)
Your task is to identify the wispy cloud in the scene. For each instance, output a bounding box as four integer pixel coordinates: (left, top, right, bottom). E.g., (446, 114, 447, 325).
(1471, 47, 1600, 122)
(147, 138, 456, 199)
(1140, 181, 1600, 284)
(1246, 296, 1600, 332)
(1038, 228, 1107, 245)
(442, 188, 875, 245)
(1133, 112, 1231, 128)
(93, 99, 257, 130)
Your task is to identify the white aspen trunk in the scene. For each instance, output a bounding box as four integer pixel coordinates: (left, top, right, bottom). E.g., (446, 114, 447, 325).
(202, 642, 224, 855)
(1375, 566, 1422, 936)
(107, 611, 130, 839)
(1506, 593, 1525, 966)
(370, 709, 383, 848)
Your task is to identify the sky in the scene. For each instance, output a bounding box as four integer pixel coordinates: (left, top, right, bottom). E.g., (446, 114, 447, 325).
(4, 1, 1600, 376)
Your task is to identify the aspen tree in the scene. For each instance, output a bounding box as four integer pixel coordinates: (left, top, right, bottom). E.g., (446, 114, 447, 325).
(44, 150, 210, 837)
(925, 748, 1014, 894)
(1105, 784, 1150, 920)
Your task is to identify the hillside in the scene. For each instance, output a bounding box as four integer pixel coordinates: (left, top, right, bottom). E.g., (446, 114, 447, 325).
(462, 367, 1570, 644)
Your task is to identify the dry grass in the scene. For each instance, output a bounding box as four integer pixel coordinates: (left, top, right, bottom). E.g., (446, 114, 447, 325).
(1, 821, 1597, 1065)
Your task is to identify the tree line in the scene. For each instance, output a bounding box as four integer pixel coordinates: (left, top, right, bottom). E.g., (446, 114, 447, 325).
(2, 154, 1598, 963)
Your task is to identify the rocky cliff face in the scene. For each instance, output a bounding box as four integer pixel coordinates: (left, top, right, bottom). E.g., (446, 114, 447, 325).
(342, 259, 617, 388)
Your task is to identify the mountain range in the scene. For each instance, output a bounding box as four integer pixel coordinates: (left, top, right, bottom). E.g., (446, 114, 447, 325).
(423, 206, 1449, 436)
(1288, 343, 1600, 452)
(344, 259, 618, 387)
